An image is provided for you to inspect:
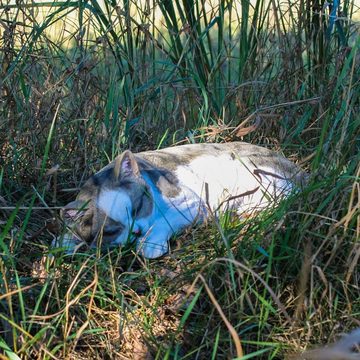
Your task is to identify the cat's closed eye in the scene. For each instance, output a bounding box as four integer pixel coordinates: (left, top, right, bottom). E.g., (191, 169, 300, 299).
(102, 225, 123, 237)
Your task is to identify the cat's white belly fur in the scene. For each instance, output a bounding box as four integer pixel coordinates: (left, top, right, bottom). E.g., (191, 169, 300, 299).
(174, 154, 293, 213)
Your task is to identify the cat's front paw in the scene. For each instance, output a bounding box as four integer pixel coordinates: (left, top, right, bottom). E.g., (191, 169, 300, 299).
(136, 238, 169, 259)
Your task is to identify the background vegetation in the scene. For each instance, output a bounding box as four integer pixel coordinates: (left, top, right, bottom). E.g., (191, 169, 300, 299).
(0, 0, 359, 358)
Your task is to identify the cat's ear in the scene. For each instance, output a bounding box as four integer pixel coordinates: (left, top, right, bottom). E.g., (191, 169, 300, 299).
(114, 150, 140, 179)
(61, 200, 86, 221)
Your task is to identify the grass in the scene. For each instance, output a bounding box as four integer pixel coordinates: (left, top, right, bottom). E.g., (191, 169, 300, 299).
(0, 0, 360, 358)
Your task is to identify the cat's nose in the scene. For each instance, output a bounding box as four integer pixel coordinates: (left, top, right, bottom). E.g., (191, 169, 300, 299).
(132, 228, 142, 237)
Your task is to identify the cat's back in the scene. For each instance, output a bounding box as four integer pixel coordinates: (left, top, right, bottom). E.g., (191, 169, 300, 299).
(138, 142, 305, 185)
